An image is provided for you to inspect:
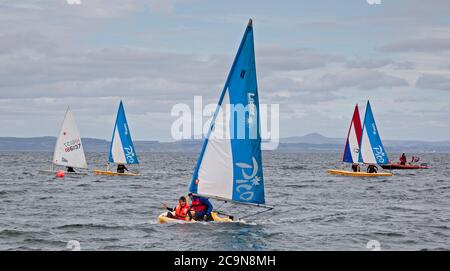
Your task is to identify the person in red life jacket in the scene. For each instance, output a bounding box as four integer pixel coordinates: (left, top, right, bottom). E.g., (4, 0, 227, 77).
(399, 153, 407, 165)
(188, 192, 213, 221)
(163, 196, 192, 221)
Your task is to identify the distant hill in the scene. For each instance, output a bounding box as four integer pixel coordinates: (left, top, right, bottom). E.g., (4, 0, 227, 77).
(282, 133, 342, 145)
(278, 133, 450, 153)
(1, 133, 449, 153)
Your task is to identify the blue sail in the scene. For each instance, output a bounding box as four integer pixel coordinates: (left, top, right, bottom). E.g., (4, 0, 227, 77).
(358, 101, 389, 165)
(108, 101, 139, 165)
(189, 19, 265, 205)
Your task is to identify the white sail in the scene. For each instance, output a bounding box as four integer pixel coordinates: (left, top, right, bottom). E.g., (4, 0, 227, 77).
(53, 108, 88, 169)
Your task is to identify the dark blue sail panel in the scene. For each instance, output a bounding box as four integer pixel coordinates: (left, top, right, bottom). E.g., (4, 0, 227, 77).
(189, 19, 266, 205)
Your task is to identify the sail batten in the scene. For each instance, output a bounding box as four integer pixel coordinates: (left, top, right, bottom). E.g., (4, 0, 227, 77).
(108, 101, 139, 165)
(53, 108, 87, 169)
(189, 19, 266, 205)
(358, 101, 389, 165)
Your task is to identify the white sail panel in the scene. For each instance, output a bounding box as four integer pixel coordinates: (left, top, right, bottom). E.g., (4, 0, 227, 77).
(53, 108, 88, 169)
(348, 124, 360, 162)
(197, 91, 234, 199)
(359, 127, 376, 164)
(110, 126, 127, 164)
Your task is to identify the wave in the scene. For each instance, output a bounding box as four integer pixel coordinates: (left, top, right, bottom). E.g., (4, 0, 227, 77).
(55, 223, 127, 230)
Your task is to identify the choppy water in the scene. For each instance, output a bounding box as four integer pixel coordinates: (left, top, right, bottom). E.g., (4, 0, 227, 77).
(0, 152, 449, 251)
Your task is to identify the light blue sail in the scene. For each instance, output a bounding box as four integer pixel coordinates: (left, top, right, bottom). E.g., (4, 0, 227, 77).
(189, 19, 265, 205)
(108, 101, 139, 165)
(358, 101, 389, 165)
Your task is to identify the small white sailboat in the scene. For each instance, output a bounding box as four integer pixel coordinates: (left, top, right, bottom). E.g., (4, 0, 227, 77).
(94, 101, 140, 176)
(159, 19, 273, 223)
(40, 107, 88, 175)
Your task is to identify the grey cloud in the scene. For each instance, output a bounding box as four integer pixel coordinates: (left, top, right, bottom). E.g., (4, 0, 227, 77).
(259, 69, 408, 105)
(0, 0, 188, 18)
(294, 70, 409, 93)
(346, 59, 393, 69)
(345, 58, 415, 70)
(416, 74, 450, 91)
(379, 38, 450, 53)
(259, 46, 344, 72)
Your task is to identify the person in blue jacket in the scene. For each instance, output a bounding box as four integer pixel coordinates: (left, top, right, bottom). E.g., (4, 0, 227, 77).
(188, 193, 213, 221)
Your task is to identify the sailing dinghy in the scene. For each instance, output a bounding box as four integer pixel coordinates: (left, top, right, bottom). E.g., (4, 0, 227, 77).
(328, 102, 393, 177)
(94, 101, 140, 177)
(158, 19, 273, 223)
(40, 107, 88, 175)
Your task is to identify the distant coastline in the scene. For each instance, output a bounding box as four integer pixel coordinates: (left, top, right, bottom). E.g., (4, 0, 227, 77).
(1, 133, 449, 153)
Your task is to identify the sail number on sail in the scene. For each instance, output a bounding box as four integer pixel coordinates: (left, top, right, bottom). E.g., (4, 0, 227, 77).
(64, 139, 82, 153)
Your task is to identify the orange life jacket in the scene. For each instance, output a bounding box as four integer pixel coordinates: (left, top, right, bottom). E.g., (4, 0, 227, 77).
(190, 197, 207, 212)
(175, 203, 190, 219)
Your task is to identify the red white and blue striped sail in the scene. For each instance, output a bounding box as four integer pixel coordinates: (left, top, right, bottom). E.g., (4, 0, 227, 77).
(189, 19, 266, 206)
(358, 101, 389, 165)
(343, 104, 362, 163)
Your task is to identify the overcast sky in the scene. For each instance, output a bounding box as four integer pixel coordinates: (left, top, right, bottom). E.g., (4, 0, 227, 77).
(1, 0, 449, 141)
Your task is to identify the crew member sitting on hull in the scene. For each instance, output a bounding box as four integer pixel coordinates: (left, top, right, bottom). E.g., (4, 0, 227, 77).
(117, 164, 128, 174)
(351, 163, 360, 172)
(399, 153, 407, 165)
(188, 192, 213, 221)
(367, 164, 378, 173)
(163, 196, 192, 221)
(410, 156, 420, 165)
(66, 167, 75, 173)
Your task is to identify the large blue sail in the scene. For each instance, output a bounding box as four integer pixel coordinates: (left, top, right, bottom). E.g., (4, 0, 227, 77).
(108, 101, 139, 165)
(359, 101, 389, 165)
(189, 19, 265, 205)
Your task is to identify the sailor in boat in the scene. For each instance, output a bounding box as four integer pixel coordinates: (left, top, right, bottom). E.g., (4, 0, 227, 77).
(117, 164, 128, 174)
(66, 166, 76, 173)
(367, 164, 378, 173)
(188, 192, 213, 221)
(351, 163, 361, 172)
(399, 153, 407, 165)
(162, 196, 193, 221)
(410, 156, 420, 165)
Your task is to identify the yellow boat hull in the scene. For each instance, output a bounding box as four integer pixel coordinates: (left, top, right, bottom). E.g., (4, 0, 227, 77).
(93, 170, 140, 177)
(327, 169, 393, 177)
(158, 212, 233, 224)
